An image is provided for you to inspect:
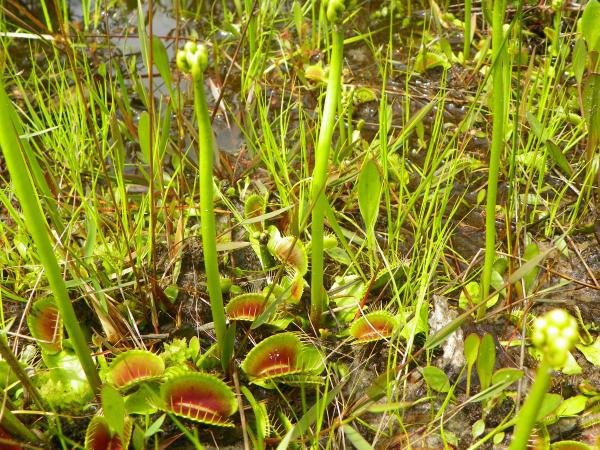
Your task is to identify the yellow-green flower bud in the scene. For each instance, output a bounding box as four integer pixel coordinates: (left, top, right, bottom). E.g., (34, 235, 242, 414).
(562, 327, 577, 341)
(549, 309, 567, 326)
(187, 50, 200, 71)
(531, 329, 545, 347)
(190, 44, 209, 77)
(176, 41, 209, 76)
(553, 337, 568, 352)
(531, 309, 578, 367)
(323, 0, 346, 23)
(176, 49, 191, 72)
(546, 325, 559, 339)
(184, 40, 198, 55)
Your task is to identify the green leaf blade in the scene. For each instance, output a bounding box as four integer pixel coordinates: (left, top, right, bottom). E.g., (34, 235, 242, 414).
(358, 159, 381, 234)
(582, 0, 600, 51)
(421, 366, 451, 393)
(476, 334, 496, 391)
(101, 385, 126, 439)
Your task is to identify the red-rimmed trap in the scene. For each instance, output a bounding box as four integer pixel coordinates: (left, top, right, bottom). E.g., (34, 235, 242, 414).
(350, 311, 399, 343)
(27, 298, 62, 353)
(108, 350, 165, 389)
(160, 372, 238, 426)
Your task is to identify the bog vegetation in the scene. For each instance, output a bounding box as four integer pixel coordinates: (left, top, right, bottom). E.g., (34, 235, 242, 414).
(0, 0, 600, 449)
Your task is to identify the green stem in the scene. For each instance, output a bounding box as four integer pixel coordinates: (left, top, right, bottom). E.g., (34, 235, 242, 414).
(466, 365, 472, 397)
(464, 0, 472, 60)
(479, 0, 507, 319)
(310, 26, 344, 325)
(192, 70, 228, 361)
(245, 0, 257, 57)
(1, 407, 41, 444)
(509, 359, 551, 450)
(0, 84, 101, 394)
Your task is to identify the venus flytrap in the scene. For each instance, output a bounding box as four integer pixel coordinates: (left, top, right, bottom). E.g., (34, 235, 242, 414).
(310, 0, 347, 326)
(161, 373, 238, 426)
(509, 309, 579, 450)
(176, 42, 229, 367)
(241, 332, 325, 387)
(85, 415, 132, 450)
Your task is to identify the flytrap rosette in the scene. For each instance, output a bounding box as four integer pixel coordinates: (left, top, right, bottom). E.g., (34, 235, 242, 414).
(108, 350, 165, 389)
(84, 416, 132, 450)
(272, 274, 305, 305)
(350, 311, 399, 344)
(160, 372, 237, 426)
(267, 227, 308, 276)
(241, 332, 324, 386)
(226, 293, 268, 321)
(225, 292, 292, 330)
(27, 298, 62, 353)
(244, 194, 267, 232)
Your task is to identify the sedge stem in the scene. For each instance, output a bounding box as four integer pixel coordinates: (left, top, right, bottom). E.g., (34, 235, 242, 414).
(464, 0, 472, 60)
(479, 0, 507, 319)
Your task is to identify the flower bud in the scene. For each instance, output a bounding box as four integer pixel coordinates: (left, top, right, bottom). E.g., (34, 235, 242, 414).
(176, 49, 191, 72)
(190, 44, 209, 77)
(531, 329, 545, 347)
(530, 309, 578, 367)
(177, 41, 209, 76)
(549, 309, 567, 327)
(324, 0, 346, 23)
(184, 40, 198, 55)
(562, 326, 577, 341)
(546, 325, 559, 339)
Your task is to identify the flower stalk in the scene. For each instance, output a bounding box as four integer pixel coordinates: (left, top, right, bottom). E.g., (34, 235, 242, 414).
(177, 42, 228, 364)
(509, 309, 578, 449)
(310, 0, 346, 325)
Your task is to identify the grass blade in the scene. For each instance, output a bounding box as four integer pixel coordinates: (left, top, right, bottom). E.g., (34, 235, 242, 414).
(342, 425, 373, 450)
